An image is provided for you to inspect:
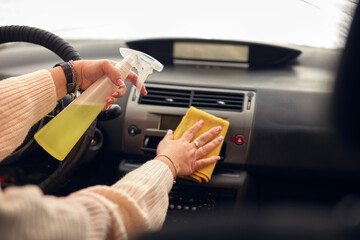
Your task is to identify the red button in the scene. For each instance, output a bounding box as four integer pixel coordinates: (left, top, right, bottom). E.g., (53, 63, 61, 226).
(231, 135, 245, 145)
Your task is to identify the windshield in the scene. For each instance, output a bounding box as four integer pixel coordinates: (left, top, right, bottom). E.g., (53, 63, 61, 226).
(0, 0, 357, 49)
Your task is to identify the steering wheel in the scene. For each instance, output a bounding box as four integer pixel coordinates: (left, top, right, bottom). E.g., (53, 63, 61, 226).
(0, 25, 96, 194)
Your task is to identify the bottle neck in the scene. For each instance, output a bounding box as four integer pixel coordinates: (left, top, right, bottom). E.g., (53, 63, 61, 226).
(116, 59, 133, 80)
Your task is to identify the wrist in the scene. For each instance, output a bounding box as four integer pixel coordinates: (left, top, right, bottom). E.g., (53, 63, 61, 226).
(53, 60, 78, 99)
(154, 154, 177, 183)
(50, 66, 67, 99)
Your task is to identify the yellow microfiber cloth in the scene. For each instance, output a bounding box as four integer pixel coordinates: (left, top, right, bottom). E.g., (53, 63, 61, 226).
(173, 106, 229, 183)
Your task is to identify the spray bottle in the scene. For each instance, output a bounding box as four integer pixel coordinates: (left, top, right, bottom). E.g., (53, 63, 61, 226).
(34, 48, 163, 160)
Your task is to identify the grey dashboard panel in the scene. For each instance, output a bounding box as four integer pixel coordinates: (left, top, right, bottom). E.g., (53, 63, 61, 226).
(248, 89, 352, 169)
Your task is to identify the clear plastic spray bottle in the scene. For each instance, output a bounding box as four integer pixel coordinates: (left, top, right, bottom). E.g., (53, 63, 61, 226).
(34, 48, 163, 160)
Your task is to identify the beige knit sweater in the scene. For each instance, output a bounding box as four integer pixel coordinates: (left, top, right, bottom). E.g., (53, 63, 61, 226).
(0, 70, 173, 240)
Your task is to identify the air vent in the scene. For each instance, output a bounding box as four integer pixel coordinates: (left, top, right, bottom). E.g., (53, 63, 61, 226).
(139, 86, 245, 112)
(192, 91, 244, 112)
(139, 87, 191, 107)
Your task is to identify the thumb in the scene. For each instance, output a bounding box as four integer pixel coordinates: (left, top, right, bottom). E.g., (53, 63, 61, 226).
(163, 129, 174, 141)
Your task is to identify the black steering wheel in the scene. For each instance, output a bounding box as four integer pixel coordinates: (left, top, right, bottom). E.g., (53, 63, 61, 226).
(0, 25, 96, 194)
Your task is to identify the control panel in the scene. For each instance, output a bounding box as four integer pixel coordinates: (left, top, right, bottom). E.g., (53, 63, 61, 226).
(122, 83, 256, 165)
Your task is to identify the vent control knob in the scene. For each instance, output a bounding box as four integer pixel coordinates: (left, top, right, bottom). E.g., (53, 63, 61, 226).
(128, 125, 141, 136)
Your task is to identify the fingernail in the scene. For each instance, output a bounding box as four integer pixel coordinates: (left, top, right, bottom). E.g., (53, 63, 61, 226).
(216, 156, 221, 161)
(117, 79, 125, 86)
(216, 125, 222, 132)
(217, 136, 224, 142)
(198, 119, 204, 125)
(112, 92, 119, 97)
(106, 98, 113, 103)
(167, 129, 173, 135)
(105, 105, 110, 110)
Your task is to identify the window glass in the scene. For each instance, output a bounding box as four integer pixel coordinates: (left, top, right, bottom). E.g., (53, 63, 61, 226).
(0, 0, 357, 49)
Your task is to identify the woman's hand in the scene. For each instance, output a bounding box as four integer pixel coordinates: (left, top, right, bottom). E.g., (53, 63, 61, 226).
(155, 120, 224, 178)
(51, 60, 147, 109)
(75, 60, 147, 110)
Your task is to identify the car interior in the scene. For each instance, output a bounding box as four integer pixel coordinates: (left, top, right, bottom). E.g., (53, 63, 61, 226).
(0, 1, 359, 239)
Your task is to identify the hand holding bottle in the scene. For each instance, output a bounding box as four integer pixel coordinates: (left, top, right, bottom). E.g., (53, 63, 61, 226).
(74, 60, 148, 109)
(50, 59, 147, 109)
(39, 50, 162, 161)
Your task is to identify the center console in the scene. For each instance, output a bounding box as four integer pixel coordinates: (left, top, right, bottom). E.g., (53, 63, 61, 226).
(117, 83, 256, 216)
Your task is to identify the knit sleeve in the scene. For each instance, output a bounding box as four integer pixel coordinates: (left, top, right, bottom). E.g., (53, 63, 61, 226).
(0, 70, 57, 161)
(0, 160, 173, 240)
(71, 160, 173, 239)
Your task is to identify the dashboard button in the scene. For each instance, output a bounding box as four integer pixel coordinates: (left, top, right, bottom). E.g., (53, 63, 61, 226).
(231, 135, 246, 145)
(128, 125, 141, 136)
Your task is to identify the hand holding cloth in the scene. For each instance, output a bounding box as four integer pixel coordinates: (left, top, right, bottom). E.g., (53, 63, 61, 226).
(173, 107, 229, 183)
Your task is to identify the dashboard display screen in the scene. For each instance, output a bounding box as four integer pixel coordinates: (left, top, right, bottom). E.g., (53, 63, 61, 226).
(173, 42, 249, 63)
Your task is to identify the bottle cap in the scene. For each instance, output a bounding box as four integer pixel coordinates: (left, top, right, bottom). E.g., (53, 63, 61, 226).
(120, 48, 163, 96)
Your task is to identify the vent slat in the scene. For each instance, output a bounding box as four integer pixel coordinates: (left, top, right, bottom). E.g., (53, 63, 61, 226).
(139, 87, 191, 107)
(194, 94, 243, 100)
(192, 99, 244, 104)
(147, 89, 191, 96)
(192, 102, 243, 107)
(139, 87, 244, 111)
(192, 102, 243, 109)
(145, 95, 190, 101)
(141, 100, 189, 107)
(193, 90, 244, 112)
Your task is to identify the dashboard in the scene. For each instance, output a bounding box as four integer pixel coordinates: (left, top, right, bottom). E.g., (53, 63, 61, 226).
(1, 36, 360, 227)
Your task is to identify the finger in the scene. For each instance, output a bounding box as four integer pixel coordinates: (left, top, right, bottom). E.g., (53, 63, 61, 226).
(141, 84, 147, 95)
(111, 85, 127, 98)
(194, 156, 221, 170)
(106, 96, 117, 105)
(196, 136, 224, 159)
(103, 85, 126, 110)
(117, 79, 126, 87)
(106, 62, 139, 91)
(102, 60, 123, 85)
(124, 71, 138, 86)
(124, 72, 148, 95)
(181, 120, 204, 142)
(104, 103, 112, 110)
(104, 95, 118, 110)
(194, 125, 222, 147)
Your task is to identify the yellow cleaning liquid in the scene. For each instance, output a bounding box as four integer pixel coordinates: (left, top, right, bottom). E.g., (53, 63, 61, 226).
(34, 103, 104, 160)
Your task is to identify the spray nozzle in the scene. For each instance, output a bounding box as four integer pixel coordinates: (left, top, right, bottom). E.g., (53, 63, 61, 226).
(120, 48, 163, 97)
